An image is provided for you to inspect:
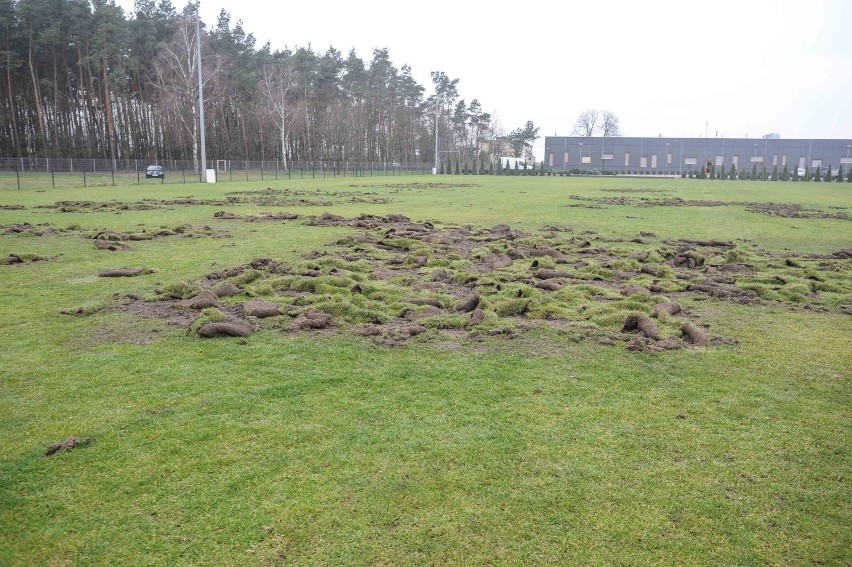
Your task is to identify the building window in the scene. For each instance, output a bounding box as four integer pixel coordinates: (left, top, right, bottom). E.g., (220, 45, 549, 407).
(564, 152, 569, 165)
(732, 156, 738, 168)
(772, 154, 778, 166)
(684, 158, 697, 166)
(750, 156, 763, 163)
(811, 159, 822, 168)
(640, 157, 648, 168)
(782, 155, 787, 166)
(667, 153, 672, 165)
(799, 157, 806, 169)
(715, 155, 724, 166)
(624, 153, 630, 166)
(549, 153, 554, 167)
(651, 154, 657, 168)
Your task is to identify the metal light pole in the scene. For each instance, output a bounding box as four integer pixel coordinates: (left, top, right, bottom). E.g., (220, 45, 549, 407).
(196, 3, 207, 183)
(666, 143, 670, 174)
(753, 144, 758, 178)
(578, 142, 583, 171)
(433, 99, 439, 174)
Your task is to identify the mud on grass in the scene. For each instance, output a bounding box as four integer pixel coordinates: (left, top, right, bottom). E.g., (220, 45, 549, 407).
(103, 213, 851, 350)
(566, 195, 850, 220)
(32, 186, 393, 213)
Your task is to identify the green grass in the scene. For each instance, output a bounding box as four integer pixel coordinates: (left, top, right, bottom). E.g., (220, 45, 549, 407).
(1, 175, 850, 565)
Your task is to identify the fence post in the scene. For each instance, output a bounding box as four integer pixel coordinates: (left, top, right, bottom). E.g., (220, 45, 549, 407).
(261, 161, 264, 181)
(51, 170, 55, 189)
(83, 169, 87, 188)
(287, 160, 291, 180)
(16, 166, 20, 190)
(137, 166, 140, 185)
(111, 168, 115, 187)
(275, 161, 278, 181)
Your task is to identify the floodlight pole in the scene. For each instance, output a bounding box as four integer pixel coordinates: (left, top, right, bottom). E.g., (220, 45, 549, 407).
(196, 2, 207, 182)
(433, 97, 440, 174)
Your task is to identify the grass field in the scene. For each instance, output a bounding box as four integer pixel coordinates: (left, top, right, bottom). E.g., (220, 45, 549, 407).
(1, 175, 850, 565)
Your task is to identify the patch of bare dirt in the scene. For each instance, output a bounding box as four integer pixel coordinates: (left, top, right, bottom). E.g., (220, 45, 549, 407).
(107, 213, 849, 349)
(45, 436, 91, 456)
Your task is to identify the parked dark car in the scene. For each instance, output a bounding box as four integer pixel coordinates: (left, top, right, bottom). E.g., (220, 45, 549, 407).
(145, 165, 164, 178)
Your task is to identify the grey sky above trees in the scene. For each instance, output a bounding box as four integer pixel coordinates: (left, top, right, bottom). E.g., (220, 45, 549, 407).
(118, 0, 850, 159)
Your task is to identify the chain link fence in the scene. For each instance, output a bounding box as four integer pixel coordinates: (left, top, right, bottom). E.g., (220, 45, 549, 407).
(0, 158, 435, 190)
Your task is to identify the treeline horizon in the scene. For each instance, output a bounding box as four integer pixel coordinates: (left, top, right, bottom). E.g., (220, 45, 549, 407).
(1, 0, 539, 169)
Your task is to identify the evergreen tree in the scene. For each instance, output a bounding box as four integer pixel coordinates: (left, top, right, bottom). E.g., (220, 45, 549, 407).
(496, 160, 502, 175)
(825, 164, 833, 182)
(539, 161, 545, 176)
(837, 165, 845, 183)
(847, 167, 852, 182)
(439, 162, 444, 174)
(514, 161, 521, 176)
(751, 163, 757, 180)
(454, 159, 460, 175)
(771, 164, 778, 181)
(814, 165, 822, 182)
(729, 164, 736, 180)
(792, 166, 799, 181)
(781, 163, 789, 181)
(489, 160, 494, 175)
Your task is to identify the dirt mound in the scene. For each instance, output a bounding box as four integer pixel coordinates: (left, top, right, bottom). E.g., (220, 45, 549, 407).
(536, 280, 563, 291)
(214, 283, 242, 297)
(98, 268, 151, 277)
(242, 300, 282, 318)
(179, 290, 220, 309)
(454, 293, 481, 313)
(680, 322, 708, 346)
(291, 310, 333, 330)
(45, 436, 91, 457)
(673, 251, 705, 268)
(214, 211, 299, 221)
(95, 239, 130, 251)
(197, 322, 253, 338)
(627, 337, 682, 353)
(622, 314, 662, 340)
(833, 249, 852, 259)
(534, 269, 571, 280)
(678, 239, 736, 248)
(652, 303, 681, 317)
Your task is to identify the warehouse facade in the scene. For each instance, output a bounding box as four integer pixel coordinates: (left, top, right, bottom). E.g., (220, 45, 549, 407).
(543, 136, 852, 174)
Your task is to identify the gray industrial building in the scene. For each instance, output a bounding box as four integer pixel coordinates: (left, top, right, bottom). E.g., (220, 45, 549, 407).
(543, 136, 852, 174)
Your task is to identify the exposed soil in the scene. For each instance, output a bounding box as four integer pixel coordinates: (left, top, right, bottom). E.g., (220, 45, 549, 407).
(45, 436, 91, 457)
(91, 210, 849, 350)
(198, 321, 253, 338)
(566, 195, 850, 220)
(4, 253, 49, 265)
(98, 268, 154, 277)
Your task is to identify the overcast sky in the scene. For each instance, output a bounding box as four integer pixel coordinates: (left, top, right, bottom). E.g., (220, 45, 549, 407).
(118, 0, 852, 158)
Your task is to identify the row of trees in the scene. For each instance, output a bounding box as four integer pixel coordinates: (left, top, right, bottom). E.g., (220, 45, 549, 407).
(688, 162, 851, 181)
(0, 0, 537, 170)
